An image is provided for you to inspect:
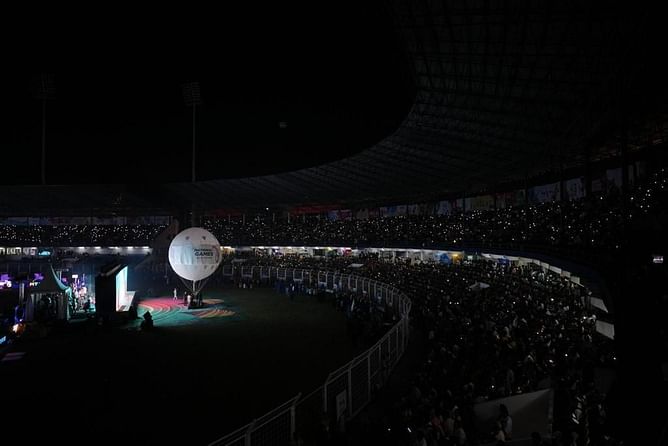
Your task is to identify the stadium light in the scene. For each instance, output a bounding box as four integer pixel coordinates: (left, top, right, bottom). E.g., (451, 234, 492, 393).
(182, 81, 201, 183)
(182, 81, 202, 228)
(32, 74, 56, 185)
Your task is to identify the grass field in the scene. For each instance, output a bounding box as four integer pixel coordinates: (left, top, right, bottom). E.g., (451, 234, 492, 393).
(2, 284, 363, 445)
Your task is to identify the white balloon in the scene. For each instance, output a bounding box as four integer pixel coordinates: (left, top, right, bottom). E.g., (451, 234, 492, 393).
(168, 227, 222, 282)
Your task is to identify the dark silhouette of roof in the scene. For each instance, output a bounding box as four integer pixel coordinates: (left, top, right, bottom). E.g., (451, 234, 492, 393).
(1, 1, 664, 213)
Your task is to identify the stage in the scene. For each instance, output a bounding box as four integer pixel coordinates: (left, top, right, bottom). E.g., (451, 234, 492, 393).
(136, 296, 237, 327)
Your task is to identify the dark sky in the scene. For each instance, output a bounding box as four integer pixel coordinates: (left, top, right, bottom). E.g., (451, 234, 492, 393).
(1, 3, 414, 186)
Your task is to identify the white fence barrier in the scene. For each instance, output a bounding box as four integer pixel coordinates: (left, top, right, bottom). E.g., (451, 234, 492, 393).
(208, 267, 411, 446)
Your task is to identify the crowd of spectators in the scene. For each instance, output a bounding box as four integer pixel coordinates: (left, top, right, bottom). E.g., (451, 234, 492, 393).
(200, 200, 615, 251)
(0, 224, 166, 246)
(197, 169, 668, 264)
(220, 252, 617, 445)
(0, 170, 666, 265)
(382, 260, 615, 446)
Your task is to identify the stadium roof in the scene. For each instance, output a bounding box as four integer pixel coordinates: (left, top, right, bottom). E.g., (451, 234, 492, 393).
(164, 1, 663, 208)
(1, 1, 664, 214)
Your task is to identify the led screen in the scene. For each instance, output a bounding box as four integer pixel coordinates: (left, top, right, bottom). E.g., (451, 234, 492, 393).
(115, 266, 128, 310)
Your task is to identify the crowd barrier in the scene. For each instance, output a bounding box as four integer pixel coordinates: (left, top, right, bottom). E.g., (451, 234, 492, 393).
(209, 266, 411, 446)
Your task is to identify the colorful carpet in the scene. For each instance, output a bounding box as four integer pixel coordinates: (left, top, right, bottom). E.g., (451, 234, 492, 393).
(137, 296, 237, 327)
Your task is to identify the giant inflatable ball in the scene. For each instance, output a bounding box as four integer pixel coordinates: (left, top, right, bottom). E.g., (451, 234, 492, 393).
(168, 227, 222, 282)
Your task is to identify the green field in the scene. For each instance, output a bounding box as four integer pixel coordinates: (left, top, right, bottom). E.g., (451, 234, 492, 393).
(2, 285, 362, 445)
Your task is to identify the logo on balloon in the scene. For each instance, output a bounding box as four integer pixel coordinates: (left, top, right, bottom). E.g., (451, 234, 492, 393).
(193, 248, 217, 262)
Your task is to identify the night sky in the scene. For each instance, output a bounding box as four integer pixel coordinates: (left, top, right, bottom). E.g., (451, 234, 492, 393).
(1, 3, 414, 186)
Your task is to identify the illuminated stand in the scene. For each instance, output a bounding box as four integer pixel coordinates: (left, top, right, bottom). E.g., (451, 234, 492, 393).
(95, 263, 135, 318)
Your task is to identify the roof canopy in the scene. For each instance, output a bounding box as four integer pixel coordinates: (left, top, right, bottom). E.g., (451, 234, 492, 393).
(0, 2, 662, 214)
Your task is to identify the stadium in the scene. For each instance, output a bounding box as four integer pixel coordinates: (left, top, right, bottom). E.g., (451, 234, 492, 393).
(1, 2, 666, 445)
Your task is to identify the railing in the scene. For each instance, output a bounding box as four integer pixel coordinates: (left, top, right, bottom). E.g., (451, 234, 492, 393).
(208, 267, 411, 446)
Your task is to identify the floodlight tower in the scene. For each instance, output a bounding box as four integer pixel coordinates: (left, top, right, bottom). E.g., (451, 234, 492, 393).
(182, 81, 201, 183)
(33, 74, 56, 185)
(182, 81, 202, 227)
